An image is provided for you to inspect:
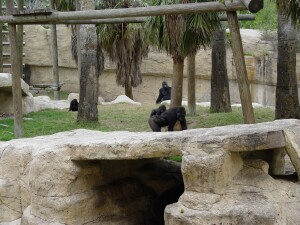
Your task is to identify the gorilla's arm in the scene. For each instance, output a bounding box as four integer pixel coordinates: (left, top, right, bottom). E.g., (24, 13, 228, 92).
(180, 119, 187, 130)
(156, 89, 164, 104)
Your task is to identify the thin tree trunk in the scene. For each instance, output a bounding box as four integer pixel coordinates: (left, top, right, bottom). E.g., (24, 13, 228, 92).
(125, 83, 133, 100)
(227, 11, 255, 124)
(275, 12, 299, 119)
(77, 0, 100, 123)
(210, 22, 231, 112)
(187, 53, 196, 115)
(171, 56, 184, 108)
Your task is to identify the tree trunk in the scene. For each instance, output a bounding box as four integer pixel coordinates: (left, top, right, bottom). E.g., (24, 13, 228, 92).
(187, 53, 196, 115)
(125, 83, 133, 100)
(77, 0, 100, 123)
(171, 56, 184, 108)
(210, 23, 231, 113)
(276, 12, 299, 119)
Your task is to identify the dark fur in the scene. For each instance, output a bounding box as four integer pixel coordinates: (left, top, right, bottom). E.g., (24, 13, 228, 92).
(69, 99, 79, 111)
(156, 81, 171, 104)
(150, 105, 167, 117)
(148, 106, 187, 132)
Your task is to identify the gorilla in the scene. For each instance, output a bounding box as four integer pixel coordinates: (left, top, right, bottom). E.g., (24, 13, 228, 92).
(150, 105, 167, 117)
(148, 106, 187, 132)
(69, 99, 79, 111)
(156, 81, 172, 104)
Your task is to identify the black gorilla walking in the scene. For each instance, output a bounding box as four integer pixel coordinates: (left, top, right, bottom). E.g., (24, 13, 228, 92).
(148, 106, 187, 132)
(156, 81, 171, 104)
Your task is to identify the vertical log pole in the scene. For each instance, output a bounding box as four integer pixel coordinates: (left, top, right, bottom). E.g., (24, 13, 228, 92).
(0, 0, 3, 73)
(50, 0, 60, 100)
(76, 0, 81, 93)
(227, 11, 255, 124)
(6, 0, 23, 137)
(17, 0, 23, 78)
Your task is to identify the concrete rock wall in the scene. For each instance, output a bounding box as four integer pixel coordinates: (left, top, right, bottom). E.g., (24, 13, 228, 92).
(15, 25, 300, 105)
(1, 120, 300, 225)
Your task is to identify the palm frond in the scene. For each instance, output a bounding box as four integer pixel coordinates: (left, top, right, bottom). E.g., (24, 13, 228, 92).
(146, 0, 220, 58)
(97, 0, 149, 87)
(276, 0, 300, 26)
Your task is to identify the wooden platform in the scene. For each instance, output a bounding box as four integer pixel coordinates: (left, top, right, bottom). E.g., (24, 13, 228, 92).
(30, 83, 64, 91)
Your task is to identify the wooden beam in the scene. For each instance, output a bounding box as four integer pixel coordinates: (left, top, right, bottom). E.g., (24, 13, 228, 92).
(227, 11, 255, 124)
(240, 0, 263, 13)
(19, 14, 255, 24)
(6, 0, 23, 138)
(0, 1, 252, 24)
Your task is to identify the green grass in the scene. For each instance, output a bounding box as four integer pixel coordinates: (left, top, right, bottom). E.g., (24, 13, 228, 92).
(0, 104, 275, 141)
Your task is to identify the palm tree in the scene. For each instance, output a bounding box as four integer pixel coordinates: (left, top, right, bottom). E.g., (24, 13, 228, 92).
(96, 0, 148, 100)
(187, 53, 196, 115)
(276, 0, 300, 25)
(275, 0, 300, 119)
(210, 22, 231, 112)
(147, 0, 220, 108)
(54, 0, 104, 123)
(275, 11, 299, 119)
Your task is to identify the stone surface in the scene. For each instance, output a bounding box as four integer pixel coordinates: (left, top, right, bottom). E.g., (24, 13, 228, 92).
(0, 120, 300, 224)
(284, 126, 300, 180)
(68, 93, 104, 105)
(0, 73, 35, 114)
(101, 95, 141, 105)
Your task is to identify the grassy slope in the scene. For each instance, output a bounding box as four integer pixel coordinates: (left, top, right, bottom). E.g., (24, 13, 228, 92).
(0, 104, 275, 141)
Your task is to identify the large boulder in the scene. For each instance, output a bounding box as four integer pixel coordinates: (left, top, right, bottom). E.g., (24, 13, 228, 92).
(0, 120, 300, 225)
(0, 73, 34, 114)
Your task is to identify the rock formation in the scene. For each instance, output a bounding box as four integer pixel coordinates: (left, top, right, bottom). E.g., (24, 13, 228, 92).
(0, 120, 300, 225)
(0, 73, 34, 114)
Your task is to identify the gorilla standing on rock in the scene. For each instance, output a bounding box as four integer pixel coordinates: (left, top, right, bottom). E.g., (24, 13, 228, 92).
(148, 106, 187, 132)
(156, 81, 171, 104)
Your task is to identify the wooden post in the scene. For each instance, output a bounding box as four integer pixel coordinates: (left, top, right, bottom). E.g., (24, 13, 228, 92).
(227, 11, 255, 124)
(0, 0, 3, 73)
(17, 0, 23, 78)
(6, 0, 23, 137)
(76, 0, 81, 93)
(50, 0, 60, 100)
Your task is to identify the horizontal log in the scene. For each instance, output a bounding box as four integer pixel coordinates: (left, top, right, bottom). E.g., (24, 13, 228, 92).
(3, 63, 25, 68)
(0, 1, 252, 24)
(3, 41, 25, 45)
(241, 0, 263, 13)
(21, 13, 255, 24)
(3, 52, 25, 56)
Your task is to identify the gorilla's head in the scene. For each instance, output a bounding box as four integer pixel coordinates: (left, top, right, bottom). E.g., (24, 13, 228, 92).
(162, 81, 168, 89)
(158, 105, 167, 114)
